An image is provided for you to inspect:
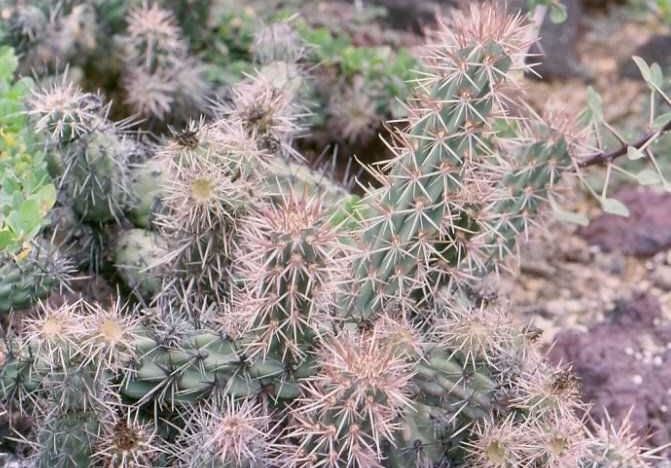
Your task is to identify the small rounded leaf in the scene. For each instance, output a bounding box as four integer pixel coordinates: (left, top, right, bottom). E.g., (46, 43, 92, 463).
(549, 4, 568, 23)
(601, 198, 630, 217)
(637, 168, 662, 186)
(627, 146, 645, 160)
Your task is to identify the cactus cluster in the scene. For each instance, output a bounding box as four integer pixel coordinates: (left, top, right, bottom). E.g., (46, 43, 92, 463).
(119, 2, 209, 122)
(1, 2, 670, 467)
(0, 242, 73, 313)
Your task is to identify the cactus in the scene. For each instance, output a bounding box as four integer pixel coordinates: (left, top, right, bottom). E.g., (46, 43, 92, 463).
(4, 3, 97, 75)
(217, 61, 305, 157)
(252, 22, 304, 65)
(231, 193, 349, 366)
(0, 242, 73, 313)
(65, 129, 134, 223)
(27, 77, 135, 224)
(264, 155, 356, 206)
(91, 406, 164, 467)
(171, 396, 276, 467)
(29, 409, 100, 468)
(127, 158, 168, 228)
(150, 119, 266, 301)
(282, 317, 417, 466)
(113, 229, 169, 299)
(119, 2, 209, 122)
(347, 7, 579, 320)
(1, 3, 668, 467)
(44, 206, 100, 270)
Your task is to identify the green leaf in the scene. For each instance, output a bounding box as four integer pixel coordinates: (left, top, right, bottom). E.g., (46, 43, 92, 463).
(549, 4, 568, 23)
(8, 199, 42, 236)
(601, 198, 630, 217)
(637, 168, 662, 186)
(33, 183, 57, 214)
(632, 56, 652, 83)
(651, 62, 665, 88)
(627, 146, 645, 160)
(653, 112, 671, 130)
(0, 46, 18, 82)
(586, 87, 603, 121)
(0, 229, 16, 251)
(553, 207, 589, 226)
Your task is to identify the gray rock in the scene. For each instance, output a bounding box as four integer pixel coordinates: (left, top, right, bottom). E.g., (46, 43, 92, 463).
(580, 188, 671, 257)
(511, 0, 588, 80)
(359, 0, 588, 80)
(620, 35, 671, 79)
(361, 0, 445, 32)
(550, 294, 671, 456)
(653, 265, 671, 290)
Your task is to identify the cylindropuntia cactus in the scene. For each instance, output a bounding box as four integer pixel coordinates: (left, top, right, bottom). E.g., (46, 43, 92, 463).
(64, 129, 134, 223)
(265, 157, 353, 209)
(152, 117, 270, 301)
(231, 192, 349, 365)
(127, 158, 168, 229)
(0, 241, 73, 313)
(346, 5, 582, 321)
(1, 3, 668, 467)
(119, 2, 209, 123)
(171, 396, 277, 467)
(113, 228, 169, 299)
(282, 317, 417, 467)
(5, 2, 97, 76)
(27, 76, 136, 224)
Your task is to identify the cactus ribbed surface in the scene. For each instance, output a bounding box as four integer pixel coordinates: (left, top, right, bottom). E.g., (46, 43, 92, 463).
(113, 229, 169, 299)
(0, 242, 72, 313)
(232, 194, 348, 365)
(0, 3, 663, 467)
(27, 80, 134, 225)
(351, 40, 513, 319)
(65, 129, 133, 223)
(127, 158, 167, 228)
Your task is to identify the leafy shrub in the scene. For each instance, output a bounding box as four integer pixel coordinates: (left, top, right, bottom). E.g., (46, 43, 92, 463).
(0, 46, 56, 254)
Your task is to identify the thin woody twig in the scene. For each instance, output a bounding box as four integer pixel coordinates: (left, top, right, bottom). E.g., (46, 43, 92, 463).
(579, 120, 671, 167)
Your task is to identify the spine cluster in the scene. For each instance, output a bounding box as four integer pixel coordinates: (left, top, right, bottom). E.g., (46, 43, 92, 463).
(0, 2, 663, 467)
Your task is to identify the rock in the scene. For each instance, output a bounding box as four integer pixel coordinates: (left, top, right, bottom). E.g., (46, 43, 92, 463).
(550, 294, 671, 456)
(580, 188, 671, 257)
(360, 0, 444, 32)
(509, 0, 587, 80)
(582, 0, 622, 10)
(620, 35, 671, 79)
(360, 0, 586, 81)
(654, 265, 671, 291)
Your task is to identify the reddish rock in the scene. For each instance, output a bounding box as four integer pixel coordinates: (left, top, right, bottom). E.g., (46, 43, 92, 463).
(550, 294, 671, 454)
(580, 188, 671, 256)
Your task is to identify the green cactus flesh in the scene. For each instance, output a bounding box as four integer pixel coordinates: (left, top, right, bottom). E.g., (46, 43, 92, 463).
(113, 229, 169, 298)
(0, 244, 70, 313)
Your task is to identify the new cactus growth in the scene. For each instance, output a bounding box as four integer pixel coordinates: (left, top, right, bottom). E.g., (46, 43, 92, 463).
(283, 318, 417, 466)
(172, 396, 276, 467)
